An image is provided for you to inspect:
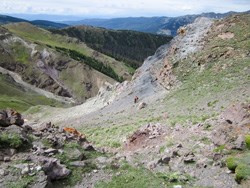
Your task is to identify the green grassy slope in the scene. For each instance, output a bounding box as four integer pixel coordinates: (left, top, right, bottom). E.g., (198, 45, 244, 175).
(0, 73, 65, 112)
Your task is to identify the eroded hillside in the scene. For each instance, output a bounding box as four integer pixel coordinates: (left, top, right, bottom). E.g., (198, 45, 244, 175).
(0, 13, 250, 188)
(0, 22, 136, 109)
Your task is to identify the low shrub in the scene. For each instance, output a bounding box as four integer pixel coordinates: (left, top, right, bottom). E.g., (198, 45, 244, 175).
(0, 133, 23, 149)
(226, 157, 238, 171)
(245, 135, 250, 149)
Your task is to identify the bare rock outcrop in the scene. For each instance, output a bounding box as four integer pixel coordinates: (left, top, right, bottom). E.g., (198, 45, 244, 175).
(0, 109, 24, 127)
(157, 17, 213, 89)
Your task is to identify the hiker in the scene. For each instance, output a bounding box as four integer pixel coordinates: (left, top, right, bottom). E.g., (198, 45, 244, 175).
(134, 96, 139, 103)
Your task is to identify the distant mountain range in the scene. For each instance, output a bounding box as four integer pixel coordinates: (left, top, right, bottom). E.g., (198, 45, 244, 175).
(0, 15, 68, 29)
(63, 11, 250, 35)
(1, 10, 249, 35)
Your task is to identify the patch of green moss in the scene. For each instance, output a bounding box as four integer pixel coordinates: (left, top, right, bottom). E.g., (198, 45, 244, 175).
(235, 164, 250, 183)
(245, 135, 250, 149)
(159, 145, 167, 153)
(226, 152, 250, 183)
(110, 142, 121, 148)
(226, 157, 238, 171)
(207, 100, 219, 107)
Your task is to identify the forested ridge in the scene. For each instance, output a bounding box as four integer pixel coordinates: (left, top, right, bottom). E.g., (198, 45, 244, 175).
(51, 26, 172, 68)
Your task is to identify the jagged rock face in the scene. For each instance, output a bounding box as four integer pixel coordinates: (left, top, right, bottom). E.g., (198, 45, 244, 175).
(156, 17, 213, 89)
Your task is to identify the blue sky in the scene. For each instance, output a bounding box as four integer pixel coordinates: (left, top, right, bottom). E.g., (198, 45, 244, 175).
(0, 0, 249, 18)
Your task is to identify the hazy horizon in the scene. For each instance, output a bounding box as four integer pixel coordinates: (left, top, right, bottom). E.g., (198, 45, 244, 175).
(1, 0, 250, 21)
(3, 10, 249, 22)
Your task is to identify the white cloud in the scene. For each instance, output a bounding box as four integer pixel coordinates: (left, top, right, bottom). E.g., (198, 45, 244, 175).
(0, 0, 249, 17)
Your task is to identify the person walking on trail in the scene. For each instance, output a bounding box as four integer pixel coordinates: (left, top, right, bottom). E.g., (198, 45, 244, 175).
(134, 96, 139, 104)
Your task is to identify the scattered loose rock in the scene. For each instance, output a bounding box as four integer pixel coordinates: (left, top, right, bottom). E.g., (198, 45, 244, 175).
(138, 102, 147, 109)
(69, 161, 86, 167)
(125, 123, 167, 151)
(41, 158, 71, 180)
(218, 32, 234, 39)
(159, 155, 171, 164)
(0, 169, 7, 176)
(233, 135, 246, 150)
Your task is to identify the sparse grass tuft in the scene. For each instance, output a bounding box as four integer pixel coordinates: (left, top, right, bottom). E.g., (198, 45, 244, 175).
(96, 164, 165, 188)
(214, 145, 225, 153)
(6, 175, 37, 188)
(0, 133, 23, 149)
(157, 171, 193, 186)
(83, 123, 142, 148)
(245, 135, 250, 149)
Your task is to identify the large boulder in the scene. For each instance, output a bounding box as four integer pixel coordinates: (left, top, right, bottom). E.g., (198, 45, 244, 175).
(65, 148, 85, 161)
(138, 102, 147, 110)
(0, 109, 24, 127)
(39, 157, 71, 180)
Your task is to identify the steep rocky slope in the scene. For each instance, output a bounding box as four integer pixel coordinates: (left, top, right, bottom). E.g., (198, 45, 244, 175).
(0, 23, 134, 109)
(1, 13, 250, 188)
